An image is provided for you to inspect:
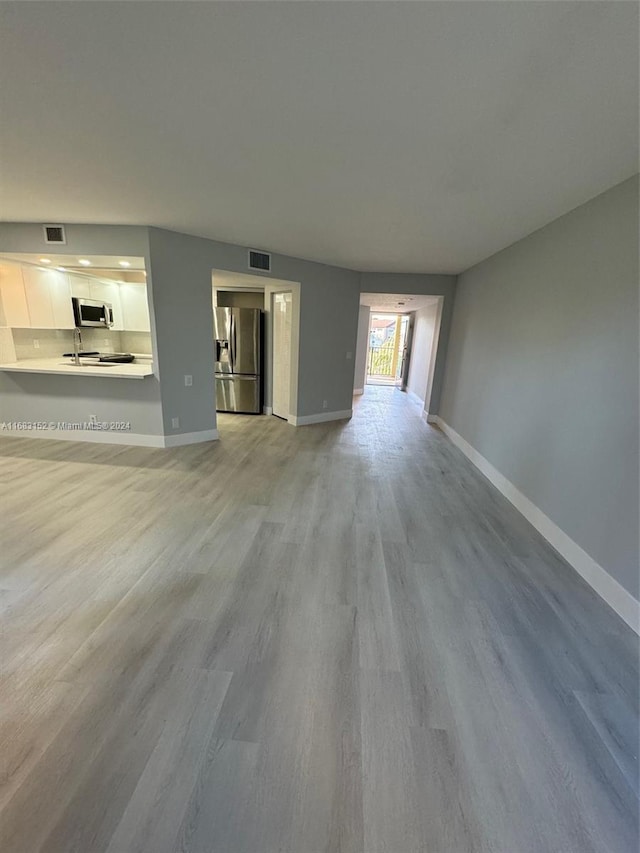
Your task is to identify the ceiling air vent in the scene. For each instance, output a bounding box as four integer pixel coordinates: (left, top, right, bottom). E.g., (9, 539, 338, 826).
(43, 224, 66, 244)
(248, 250, 271, 272)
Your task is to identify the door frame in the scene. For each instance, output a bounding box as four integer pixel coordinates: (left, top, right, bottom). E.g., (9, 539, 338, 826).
(271, 290, 293, 420)
(211, 270, 301, 424)
(399, 313, 414, 391)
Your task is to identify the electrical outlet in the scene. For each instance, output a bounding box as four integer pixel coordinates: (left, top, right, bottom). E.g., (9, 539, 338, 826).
(33, 339, 40, 349)
(322, 400, 328, 409)
(103, 339, 109, 346)
(184, 375, 193, 387)
(172, 417, 180, 429)
(346, 351, 352, 360)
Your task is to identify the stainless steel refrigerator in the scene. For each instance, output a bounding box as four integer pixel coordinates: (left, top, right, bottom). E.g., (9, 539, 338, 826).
(214, 307, 263, 414)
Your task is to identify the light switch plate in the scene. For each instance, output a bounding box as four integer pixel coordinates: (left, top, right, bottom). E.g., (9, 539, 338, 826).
(184, 375, 193, 387)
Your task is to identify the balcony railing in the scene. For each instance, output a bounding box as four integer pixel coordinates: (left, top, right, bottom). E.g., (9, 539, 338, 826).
(367, 341, 396, 378)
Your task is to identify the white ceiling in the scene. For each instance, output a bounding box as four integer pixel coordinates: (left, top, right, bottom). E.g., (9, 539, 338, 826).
(0, 2, 637, 274)
(361, 293, 438, 314)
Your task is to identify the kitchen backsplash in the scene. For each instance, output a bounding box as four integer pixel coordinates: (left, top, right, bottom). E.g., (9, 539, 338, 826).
(0, 327, 16, 363)
(10, 328, 152, 360)
(120, 330, 152, 355)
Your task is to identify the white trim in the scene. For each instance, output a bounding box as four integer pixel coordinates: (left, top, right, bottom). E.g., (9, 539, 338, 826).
(263, 405, 273, 415)
(353, 388, 364, 396)
(422, 411, 438, 424)
(163, 429, 219, 447)
(0, 427, 219, 448)
(434, 417, 639, 634)
(289, 409, 352, 427)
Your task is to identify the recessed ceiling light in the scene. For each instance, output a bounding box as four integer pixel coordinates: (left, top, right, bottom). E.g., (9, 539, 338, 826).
(56, 266, 66, 272)
(39, 258, 51, 264)
(78, 259, 91, 266)
(118, 260, 131, 268)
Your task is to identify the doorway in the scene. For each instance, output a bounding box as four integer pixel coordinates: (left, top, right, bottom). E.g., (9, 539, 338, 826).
(366, 313, 411, 387)
(356, 293, 444, 419)
(211, 269, 300, 429)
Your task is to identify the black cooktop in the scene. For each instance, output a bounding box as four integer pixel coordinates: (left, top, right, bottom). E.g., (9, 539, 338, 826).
(62, 352, 134, 363)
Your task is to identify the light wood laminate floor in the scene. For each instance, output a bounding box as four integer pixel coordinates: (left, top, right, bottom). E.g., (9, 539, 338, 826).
(1, 387, 638, 853)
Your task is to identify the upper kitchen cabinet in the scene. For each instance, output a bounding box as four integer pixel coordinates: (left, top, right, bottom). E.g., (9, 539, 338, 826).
(68, 273, 91, 300)
(120, 283, 151, 332)
(0, 264, 30, 327)
(49, 271, 76, 328)
(22, 266, 75, 329)
(0, 260, 150, 332)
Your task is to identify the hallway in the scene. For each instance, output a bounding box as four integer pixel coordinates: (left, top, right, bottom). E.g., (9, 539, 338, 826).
(0, 387, 637, 853)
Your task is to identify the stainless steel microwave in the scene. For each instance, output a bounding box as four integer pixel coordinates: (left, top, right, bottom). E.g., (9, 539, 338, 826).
(72, 297, 114, 328)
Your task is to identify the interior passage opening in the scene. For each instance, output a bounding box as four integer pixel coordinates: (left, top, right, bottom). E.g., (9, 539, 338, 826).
(366, 312, 410, 387)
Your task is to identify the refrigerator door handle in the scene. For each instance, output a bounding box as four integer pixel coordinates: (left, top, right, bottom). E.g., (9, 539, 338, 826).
(229, 314, 236, 371)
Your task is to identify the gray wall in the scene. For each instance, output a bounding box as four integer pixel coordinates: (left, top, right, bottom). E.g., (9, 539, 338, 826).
(406, 301, 439, 404)
(359, 273, 456, 415)
(0, 222, 151, 261)
(146, 227, 361, 425)
(0, 371, 164, 435)
(440, 176, 639, 599)
(289, 260, 360, 416)
(146, 228, 218, 435)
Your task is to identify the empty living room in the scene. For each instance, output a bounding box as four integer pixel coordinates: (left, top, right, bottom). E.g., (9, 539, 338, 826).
(0, 2, 638, 852)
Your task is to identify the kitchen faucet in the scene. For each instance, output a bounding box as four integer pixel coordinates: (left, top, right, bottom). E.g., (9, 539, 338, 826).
(73, 327, 83, 365)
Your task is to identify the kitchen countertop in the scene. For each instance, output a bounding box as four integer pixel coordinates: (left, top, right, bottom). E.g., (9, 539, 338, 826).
(0, 356, 155, 379)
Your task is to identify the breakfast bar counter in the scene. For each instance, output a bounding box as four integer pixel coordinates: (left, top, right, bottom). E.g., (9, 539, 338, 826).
(0, 357, 154, 379)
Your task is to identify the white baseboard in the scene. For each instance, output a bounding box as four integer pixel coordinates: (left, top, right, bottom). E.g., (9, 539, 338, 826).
(422, 411, 439, 424)
(0, 427, 219, 448)
(163, 429, 219, 447)
(353, 388, 364, 396)
(435, 416, 640, 635)
(289, 409, 352, 426)
(0, 427, 166, 447)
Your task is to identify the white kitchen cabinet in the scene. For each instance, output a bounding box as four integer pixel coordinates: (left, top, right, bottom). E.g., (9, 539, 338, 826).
(22, 266, 74, 329)
(120, 283, 151, 332)
(0, 264, 30, 327)
(22, 267, 55, 328)
(49, 272, 75, 329)
(68, 274, 91, 299)
(89, 280, 123, 330)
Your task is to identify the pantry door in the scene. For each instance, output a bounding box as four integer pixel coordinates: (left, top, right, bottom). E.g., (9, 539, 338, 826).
(272, 292, 292, 420)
